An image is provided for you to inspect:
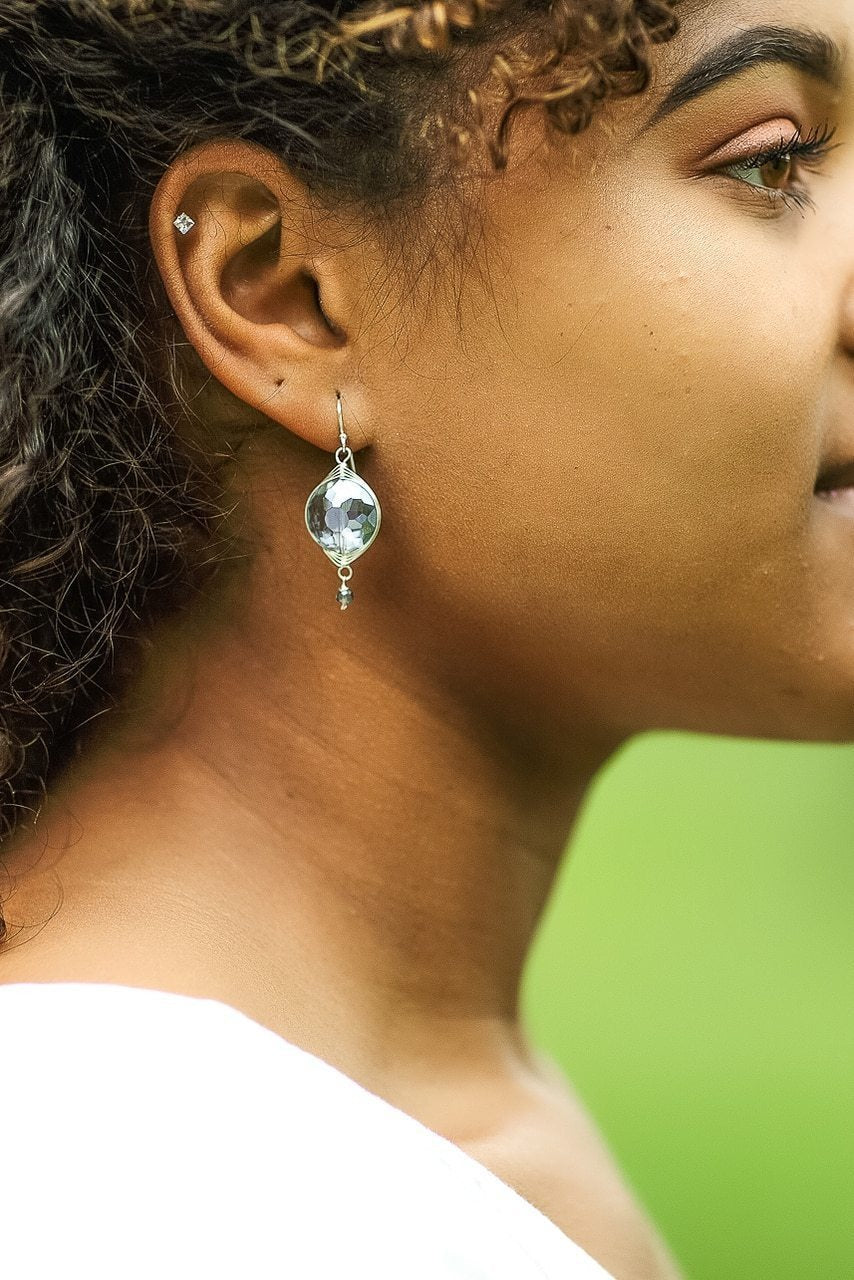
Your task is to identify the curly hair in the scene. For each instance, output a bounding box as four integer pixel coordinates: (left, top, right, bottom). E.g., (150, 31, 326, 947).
(0, 0, 684, 941)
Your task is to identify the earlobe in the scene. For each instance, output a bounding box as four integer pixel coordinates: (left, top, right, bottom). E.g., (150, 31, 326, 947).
(146, 140, 352, 450)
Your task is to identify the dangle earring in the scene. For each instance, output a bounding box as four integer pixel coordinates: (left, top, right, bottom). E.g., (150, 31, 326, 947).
(304, 390, 382, 609)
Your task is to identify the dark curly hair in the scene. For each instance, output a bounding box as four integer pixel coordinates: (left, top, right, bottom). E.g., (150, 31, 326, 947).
(0, 0, 684, 941)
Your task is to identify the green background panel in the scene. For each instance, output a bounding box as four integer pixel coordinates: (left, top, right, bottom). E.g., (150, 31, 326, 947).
(521, 732, 854, 1280)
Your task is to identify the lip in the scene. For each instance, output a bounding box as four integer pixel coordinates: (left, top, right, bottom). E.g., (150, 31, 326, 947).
(816, 456, 854, 491)
(815, 487, 854, 516)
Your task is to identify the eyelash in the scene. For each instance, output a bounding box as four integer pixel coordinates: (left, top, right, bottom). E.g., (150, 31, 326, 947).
(717, 120, 841, 213)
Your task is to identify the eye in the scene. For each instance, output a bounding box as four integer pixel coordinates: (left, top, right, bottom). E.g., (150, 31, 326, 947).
(714, 120, 841, 214)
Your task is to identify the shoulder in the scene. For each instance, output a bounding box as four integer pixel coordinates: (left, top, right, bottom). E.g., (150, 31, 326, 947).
(0, 983, 616, 1279)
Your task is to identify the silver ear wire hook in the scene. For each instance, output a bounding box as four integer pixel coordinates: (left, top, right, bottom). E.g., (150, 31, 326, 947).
(304, 390, 382, 609)
(336, 390, 350, 460)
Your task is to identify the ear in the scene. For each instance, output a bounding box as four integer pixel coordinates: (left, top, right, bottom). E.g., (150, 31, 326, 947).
(147, 136, 371, 451)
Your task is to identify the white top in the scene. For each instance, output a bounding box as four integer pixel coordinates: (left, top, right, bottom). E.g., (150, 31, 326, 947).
(0, 981, 616, 1279)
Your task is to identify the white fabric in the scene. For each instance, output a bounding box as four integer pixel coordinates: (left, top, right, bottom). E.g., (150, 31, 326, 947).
(0, 981, 616, 1278)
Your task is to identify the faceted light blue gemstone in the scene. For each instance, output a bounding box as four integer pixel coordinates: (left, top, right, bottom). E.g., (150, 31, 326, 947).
(305, 474, 379, 560)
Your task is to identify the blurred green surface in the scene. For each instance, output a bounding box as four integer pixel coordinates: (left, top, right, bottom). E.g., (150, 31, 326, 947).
(521, 732, 854, 1280)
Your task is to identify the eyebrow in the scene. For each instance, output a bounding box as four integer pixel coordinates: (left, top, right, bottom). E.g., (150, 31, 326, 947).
(637, 25, 847, 135)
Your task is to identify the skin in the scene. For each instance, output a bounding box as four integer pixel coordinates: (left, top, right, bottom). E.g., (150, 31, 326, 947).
(1, 0, 853, 1275)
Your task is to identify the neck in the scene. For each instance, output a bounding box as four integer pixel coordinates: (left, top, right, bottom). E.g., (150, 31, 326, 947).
(0, 448, 619, 1101)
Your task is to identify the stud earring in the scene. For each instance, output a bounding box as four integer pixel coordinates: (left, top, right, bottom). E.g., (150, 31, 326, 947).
(173, 211, 195, 234)
(304, 391, 382, 610)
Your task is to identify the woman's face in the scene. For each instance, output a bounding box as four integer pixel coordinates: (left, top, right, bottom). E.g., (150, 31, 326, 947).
(154, 0, 854, 754)
(361, 0, 854, 747)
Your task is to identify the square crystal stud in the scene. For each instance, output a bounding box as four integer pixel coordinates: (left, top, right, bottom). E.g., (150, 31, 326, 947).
(173, 212, 195, 234)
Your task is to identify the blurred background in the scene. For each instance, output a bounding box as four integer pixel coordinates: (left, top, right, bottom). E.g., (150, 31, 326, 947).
(521, 731, 854, 1280)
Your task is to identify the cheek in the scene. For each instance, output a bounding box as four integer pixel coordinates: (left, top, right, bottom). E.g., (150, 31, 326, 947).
(498, 200, 822, 584)
(397, 232, 818, 622)
(379, 152, 854, 741)
(402, 208, 811, 651)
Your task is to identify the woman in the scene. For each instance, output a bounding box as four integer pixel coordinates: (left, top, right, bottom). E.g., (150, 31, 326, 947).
(0, 0, 851, 1275)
